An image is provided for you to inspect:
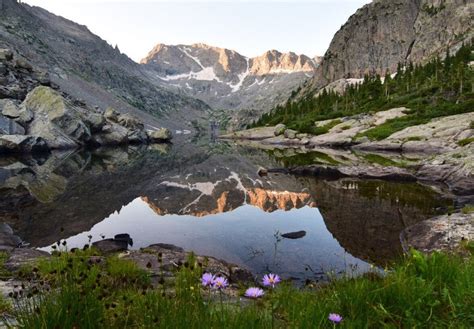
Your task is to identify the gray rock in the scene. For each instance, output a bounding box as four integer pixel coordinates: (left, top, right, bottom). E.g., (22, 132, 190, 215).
(127, 129, 149, 144)
(0, 49, 13, 61)
(4, 248, 50, 272)
(24, 86, 91, 149)
(148, 128, 172, 142)
(104, 107, 120, 122)
(118, 113, 144, 130)
(0, 135, 49, 154)
(92, 238, 128, 253)
(92, 123, 129, 145)
(15, 58, 33, 71)
(0, 114, 25, 135)
(274, 124, 286, 136)
(83, 112, 105, 133)
(0, 99, 19, 118)
(284, 129, 297, 139)
(401, 212, 473, 253)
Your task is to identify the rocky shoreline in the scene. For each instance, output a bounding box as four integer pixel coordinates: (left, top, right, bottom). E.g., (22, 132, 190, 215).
(0, 48, 172, 155)
(221, 109, 474, 199)
(221, 109, 474, 252)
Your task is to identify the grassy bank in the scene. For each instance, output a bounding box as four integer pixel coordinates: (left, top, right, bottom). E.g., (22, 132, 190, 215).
(2, 246, 473, 328)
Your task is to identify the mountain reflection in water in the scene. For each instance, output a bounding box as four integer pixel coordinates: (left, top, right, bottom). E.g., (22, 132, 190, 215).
(0, 143, 451, 282)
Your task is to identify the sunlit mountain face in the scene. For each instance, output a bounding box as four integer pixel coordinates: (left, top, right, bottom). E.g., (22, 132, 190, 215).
(0, 143, 451, 282)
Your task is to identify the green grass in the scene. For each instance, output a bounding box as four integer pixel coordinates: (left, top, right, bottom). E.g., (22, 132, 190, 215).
(7, 248, 474, 328)
(266, 149, 340, 166)
(360, 99, 474, 140)
(462, 204, 474, 214)
(361, 153, 406, 167)
(458, 137, 474, 147)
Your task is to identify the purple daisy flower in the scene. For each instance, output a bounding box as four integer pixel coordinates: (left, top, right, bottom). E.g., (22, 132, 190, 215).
(262, 273, 281, 288)
(244, 287, 264, 298)
(201, 273, 215, 287)
(328, 313, 343, 324)
(212, 276, 228, 290)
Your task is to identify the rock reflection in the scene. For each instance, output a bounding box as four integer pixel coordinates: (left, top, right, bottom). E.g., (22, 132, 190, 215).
(0, 143, 451, 268)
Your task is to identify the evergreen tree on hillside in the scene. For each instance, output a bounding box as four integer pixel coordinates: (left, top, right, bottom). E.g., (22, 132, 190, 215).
(250, 41, 474, 135)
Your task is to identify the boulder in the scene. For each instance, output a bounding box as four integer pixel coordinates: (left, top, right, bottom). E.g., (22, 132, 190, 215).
(401, 213, 473, 253)
(15, 58, 33, 71)
(104, 107, 120, 122)
(92, 123, 129, 145)
(23, 86, 91, 149)
(274, 123, 286, 136)
(0, 49, 13, 61)
(0, 99, 19, 118)
(118, 113, 144, 130)
(4, 248, 50, 272)
(1, 99, 34, 125)
(82, 111, 105, 133)
(0, 114, 25, 135)
(92, 238, 128, 253)
(148, 128, 172, 142)
(284, 129, 297, 139)
(127, 129, 149, 144)
(0, 135, 49, 154)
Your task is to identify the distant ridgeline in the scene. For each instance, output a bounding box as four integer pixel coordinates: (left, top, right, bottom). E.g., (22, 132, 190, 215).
(250, 41, 474, 140)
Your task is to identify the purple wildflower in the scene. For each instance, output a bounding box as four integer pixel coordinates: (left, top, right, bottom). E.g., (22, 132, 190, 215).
(262, 273, 281, 288)
(328, 313, 343, 324)
(244, 287, 264, 298)
(212, 276, 228, 290)
(201, 273, 215, 287)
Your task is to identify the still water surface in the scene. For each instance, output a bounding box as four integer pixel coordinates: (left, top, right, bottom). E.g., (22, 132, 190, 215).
(0, 142, 450, 282)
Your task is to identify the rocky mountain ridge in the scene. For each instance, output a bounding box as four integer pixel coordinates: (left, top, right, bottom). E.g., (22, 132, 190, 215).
(307, 0, 473, 91)
(0, 0, 210, 131)
(141, 43, 321, 128)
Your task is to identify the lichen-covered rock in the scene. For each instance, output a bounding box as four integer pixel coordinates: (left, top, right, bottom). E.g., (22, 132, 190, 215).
(23, 86, 91, 149)
(117, 113, 144, 130)
(104, 107, 120, 122)
(0, 135, 48, 154)
(274, 123, 286, 136)
(148, 128, 172, 142)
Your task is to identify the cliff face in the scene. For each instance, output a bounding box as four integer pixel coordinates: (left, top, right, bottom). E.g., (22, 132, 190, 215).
(314, 0, 473, 86)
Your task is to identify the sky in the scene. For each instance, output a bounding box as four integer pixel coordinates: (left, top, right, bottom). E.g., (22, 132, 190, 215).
(22, 0, 372, 62)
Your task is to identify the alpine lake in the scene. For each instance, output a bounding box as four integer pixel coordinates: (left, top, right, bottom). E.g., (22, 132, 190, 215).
(0, 137, 453, 284)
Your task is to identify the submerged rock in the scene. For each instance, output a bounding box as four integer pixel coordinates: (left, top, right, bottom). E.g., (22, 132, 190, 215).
(281, 230, 307, 239)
